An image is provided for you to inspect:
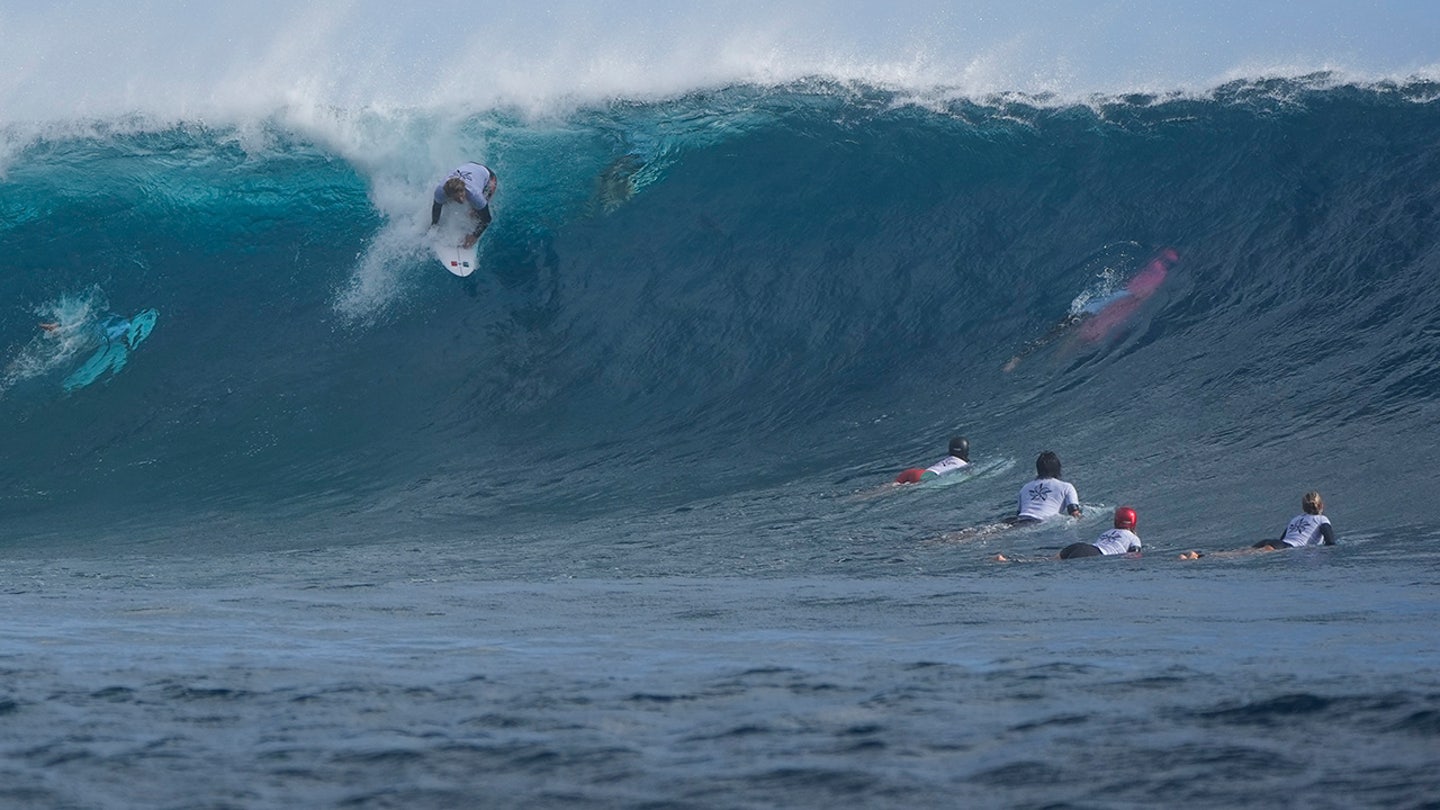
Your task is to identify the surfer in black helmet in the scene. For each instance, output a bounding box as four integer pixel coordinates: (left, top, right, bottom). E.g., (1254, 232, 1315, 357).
(894, 436, 971, 484)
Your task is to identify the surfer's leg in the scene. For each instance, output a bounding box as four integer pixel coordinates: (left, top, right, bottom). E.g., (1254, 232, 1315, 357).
(1059, 542, 1103, 559)
(895, 468, 925, 484)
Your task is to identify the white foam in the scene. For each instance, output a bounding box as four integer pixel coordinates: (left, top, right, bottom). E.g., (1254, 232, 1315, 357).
(3, 1, 1437, 128)
(332, 216, 431, 323)
(0, 286, 107, 397)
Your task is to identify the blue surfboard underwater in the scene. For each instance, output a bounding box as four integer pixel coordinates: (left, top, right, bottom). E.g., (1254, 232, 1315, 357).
(63, 308, 158, 391)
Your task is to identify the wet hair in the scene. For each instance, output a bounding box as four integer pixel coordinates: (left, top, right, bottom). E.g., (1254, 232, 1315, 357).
(443, 177, 466, 197)
(948, 436, 969, 462)
(1035, 451, 1062, 479)
(1303, 491, 1324, 515)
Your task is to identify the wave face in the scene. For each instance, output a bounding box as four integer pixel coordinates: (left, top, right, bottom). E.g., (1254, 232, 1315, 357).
(3, 77, 1440, 555)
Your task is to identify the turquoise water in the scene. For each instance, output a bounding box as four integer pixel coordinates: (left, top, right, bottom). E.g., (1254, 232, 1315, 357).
(1, 77, 1439, 806)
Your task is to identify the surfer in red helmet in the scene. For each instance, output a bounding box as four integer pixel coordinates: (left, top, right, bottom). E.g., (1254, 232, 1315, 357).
(1060, 506, 1142, 559)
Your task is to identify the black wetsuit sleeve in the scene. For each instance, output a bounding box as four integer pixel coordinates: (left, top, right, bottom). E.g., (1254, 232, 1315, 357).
(431, 201, 444, 226)
(1319, 523, 1335, 545)
(471, 205, 492, 238)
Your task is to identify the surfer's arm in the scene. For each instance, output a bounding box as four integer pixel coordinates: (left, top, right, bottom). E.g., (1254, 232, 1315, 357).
(430, 201, 444, 227)
(458, 207, 492, 249)
(470, 205, 492, 238)
(1004, 313, 1082, 369)
(1319, 524, 1336, 545)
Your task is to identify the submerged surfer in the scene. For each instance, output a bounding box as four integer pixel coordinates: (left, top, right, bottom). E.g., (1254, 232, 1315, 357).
(430, 162, 498, 248)
(1179, 491, 1335, 559)
(1007, 451, 1083, 525)
(1060, 506, 1141, 559)
(1003, 247, 1178, 372)
(40, 312, 131, 344)
(38, 308, 159, 391)
(894, 436, 970, 484)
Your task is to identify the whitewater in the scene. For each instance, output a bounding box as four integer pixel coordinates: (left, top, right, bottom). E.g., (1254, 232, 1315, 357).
(2, 3, 1439, 807)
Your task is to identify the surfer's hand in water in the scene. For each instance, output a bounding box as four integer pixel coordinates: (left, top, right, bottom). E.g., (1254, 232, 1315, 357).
(462, 234, 478, 249)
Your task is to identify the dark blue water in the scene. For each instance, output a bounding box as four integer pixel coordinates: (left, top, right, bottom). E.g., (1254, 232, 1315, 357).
(1, 77, 1438, 807)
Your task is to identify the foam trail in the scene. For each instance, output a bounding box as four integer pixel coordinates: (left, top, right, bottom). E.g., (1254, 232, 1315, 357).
(334, 217, 431, 322)
(0, 288, 107, 397)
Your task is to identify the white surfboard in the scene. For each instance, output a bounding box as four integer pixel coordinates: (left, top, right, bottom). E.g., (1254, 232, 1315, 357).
(432, 218, 479, 277)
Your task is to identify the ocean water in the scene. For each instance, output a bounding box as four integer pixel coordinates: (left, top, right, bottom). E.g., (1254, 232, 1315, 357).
(2, 21, 1440, 808)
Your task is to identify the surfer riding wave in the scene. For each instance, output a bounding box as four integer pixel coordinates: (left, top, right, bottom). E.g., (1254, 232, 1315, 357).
(430, 162, 498, 249)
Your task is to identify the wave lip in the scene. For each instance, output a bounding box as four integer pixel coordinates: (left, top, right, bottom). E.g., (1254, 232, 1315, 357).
(4, 2, 1440, 125)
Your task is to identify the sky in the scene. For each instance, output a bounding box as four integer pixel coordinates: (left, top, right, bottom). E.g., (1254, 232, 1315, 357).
(1, 0, 1438, 122)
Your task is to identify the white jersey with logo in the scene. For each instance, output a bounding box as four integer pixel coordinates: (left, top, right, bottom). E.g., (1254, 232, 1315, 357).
(1280, 514, 1331, 547)
(1091, 528, 1141, 555)
(433, 162, 492, 210)
(924, 455, 969, 477)
(1016, 477, 1080, 521)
